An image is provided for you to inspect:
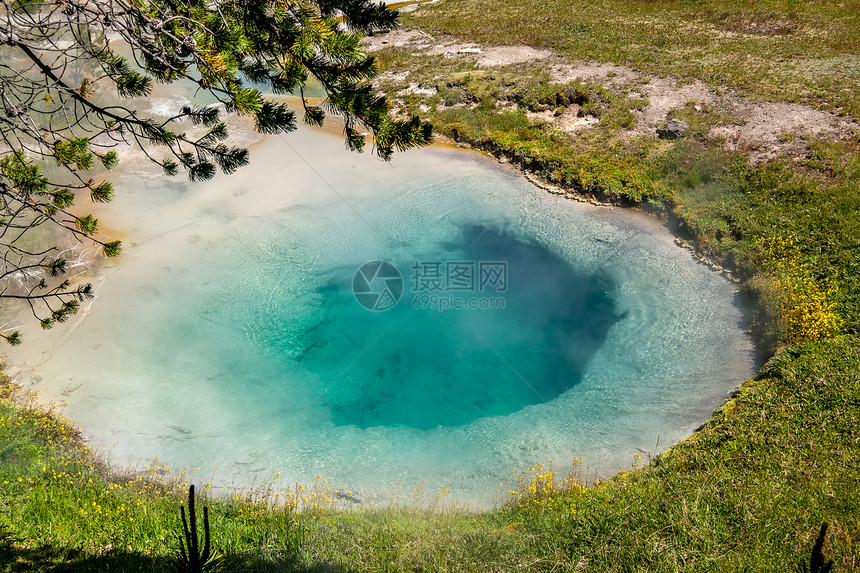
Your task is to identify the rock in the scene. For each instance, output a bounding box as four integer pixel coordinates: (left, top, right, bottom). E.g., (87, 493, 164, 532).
(658, 118, 690, 139)
(563, 88, 588, 105)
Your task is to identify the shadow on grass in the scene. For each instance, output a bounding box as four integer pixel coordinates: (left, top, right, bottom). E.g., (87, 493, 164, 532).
(0, 543, 349, 573)
(803, 522, 834, 573)
(0, 541, 171, 573)
(0, 532, 356, 573)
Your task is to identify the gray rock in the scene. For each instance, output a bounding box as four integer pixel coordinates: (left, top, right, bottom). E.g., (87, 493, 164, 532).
(658, 118, 690, 139)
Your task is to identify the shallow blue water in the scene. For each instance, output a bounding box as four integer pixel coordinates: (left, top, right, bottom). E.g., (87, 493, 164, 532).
(7, 125, 756, 506)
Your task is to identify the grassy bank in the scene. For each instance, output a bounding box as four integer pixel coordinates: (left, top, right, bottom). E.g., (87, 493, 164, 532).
(401, 0, 860, 120)
(2, 0, 860, 570)
(2, 336, 859, 571)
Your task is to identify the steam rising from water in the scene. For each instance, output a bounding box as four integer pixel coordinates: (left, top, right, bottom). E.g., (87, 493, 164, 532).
(4, 124, 755, 506)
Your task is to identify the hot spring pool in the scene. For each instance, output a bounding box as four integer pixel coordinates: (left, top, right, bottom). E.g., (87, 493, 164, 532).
(5, 124, 755, 506)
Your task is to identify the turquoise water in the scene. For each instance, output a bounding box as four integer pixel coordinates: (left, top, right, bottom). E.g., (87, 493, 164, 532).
(5, 124, 755, 506)
(299, 224, 620, 430)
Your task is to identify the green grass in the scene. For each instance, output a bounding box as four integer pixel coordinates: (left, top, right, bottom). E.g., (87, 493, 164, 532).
(2, 0, 860, 569)
(373, 53, 673, 203)
(662, 138, 860, 339)
(0, 382, 303, 571)
(2, 335, 859, 570)
(499, 337, 860, 570)
(402, 0, 860, 119)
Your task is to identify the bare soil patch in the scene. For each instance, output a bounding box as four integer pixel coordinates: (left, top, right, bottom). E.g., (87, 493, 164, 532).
(366, 30, 551, 67)
(367, 29, 859, 164)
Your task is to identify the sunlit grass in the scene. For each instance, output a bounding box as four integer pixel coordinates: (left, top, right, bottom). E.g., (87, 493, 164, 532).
(1, 0, 859, 569)
(402, 0, 860, 119)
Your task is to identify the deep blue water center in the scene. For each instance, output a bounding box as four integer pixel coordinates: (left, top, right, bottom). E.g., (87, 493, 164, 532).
(295, 225, 621, 430)
(7, 129, 755, 505)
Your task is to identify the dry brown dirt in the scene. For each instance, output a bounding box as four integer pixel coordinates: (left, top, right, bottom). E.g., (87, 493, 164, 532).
(366, 29, 859, 165)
